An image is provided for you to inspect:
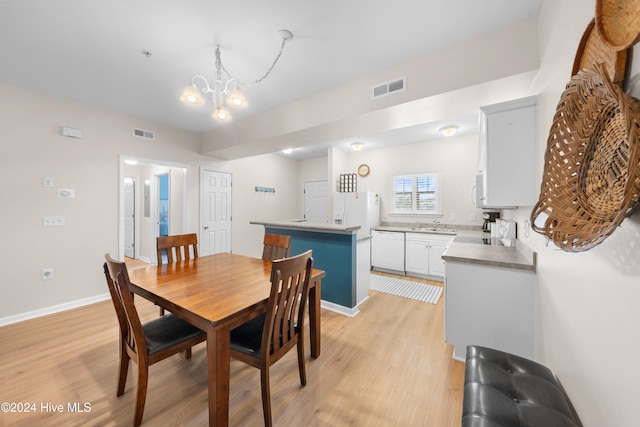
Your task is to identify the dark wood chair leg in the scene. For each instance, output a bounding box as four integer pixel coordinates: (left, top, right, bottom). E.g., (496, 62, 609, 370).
(297, 339, 307, 386)
(134, 363, 149, 427)
(261, 365, 273, 427)
(117, 348, 130, 396)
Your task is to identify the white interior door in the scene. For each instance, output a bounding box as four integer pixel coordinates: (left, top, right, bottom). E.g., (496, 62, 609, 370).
(200, 169, 232, 256)
(304, 180, 328, 223)
(123, 177, 135, 258)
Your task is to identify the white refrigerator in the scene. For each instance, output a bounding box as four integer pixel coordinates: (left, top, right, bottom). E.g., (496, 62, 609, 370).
(332, 191, 380, 236)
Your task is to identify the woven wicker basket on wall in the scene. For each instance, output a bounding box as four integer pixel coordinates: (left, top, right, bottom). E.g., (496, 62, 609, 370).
(595, 0, 640, 51)
(572, 18, 627, 86)
(530, 64, 640, 252)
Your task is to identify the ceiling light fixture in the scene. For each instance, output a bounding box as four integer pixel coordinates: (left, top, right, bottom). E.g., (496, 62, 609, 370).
(439, 125, 459, 137)
(180, 30, 294, 122)
(282, 148, 293, 154)
(351, 141, 364, 151)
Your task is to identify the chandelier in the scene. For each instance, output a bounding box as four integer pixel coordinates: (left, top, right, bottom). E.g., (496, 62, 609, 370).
(180, 30, 294, 122)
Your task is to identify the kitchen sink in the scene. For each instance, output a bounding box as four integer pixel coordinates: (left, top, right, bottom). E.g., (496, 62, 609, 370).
(410, 227, 456, 233)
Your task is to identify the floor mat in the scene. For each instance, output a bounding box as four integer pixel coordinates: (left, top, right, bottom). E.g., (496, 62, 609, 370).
(370, 274, 443, 304)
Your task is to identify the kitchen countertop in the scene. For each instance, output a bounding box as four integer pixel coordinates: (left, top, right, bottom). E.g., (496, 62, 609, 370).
(443, 239, 536, 271)
(373, 225, 457, 235)
(250, 219, 360, 234)
(373, 224, 536, 272)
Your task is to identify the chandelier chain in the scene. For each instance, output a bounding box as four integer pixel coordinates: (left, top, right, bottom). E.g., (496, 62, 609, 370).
(218, 38, 289, 87)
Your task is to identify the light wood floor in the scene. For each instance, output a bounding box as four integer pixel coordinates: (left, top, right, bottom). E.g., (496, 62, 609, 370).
(0, 272, 464, 426)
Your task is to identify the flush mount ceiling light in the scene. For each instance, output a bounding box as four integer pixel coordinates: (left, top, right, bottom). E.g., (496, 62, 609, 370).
(351, 141, 365, 151)
(439, 125, 459, 137)
(180, 30, 294, 122)
(282, 148, 293, 154)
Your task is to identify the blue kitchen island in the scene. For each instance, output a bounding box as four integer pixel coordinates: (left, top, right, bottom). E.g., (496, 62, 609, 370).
(250, 220, 371, 316)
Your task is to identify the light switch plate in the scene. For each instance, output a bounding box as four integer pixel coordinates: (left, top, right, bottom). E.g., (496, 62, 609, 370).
(43, 216, 65, 227)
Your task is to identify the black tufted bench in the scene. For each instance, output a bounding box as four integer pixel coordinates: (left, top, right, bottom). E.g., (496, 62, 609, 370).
(462, 345, 582, 427)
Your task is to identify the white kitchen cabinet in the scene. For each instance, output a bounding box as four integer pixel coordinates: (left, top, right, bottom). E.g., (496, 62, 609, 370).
(405, 233, 453, 278)
(371, 230, 405, 273)
(444, 260, 536, 361)
(476, 96, 536, 208)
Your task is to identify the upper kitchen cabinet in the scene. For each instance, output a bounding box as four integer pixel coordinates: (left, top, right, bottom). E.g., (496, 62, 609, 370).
(476, 96, 537, 209)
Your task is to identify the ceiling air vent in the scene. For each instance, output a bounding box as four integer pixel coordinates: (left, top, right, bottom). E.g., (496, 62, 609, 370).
(133, 128, 155, 140)
(371, 76, 406, 99)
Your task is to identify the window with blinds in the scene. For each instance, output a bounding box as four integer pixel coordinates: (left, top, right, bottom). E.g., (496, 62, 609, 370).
(392, 173, 441, 214)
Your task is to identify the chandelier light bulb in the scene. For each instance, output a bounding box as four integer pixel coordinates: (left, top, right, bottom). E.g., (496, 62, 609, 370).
(180, 85, 204, 105)
(213, 104, 232, 122)
(228, 87, 247, 108)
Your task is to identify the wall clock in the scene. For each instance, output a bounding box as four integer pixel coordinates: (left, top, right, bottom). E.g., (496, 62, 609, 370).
(358, 164, 370, 177)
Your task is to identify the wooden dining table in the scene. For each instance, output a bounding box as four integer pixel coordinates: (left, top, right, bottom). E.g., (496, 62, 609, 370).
(127, 252, 325, 426)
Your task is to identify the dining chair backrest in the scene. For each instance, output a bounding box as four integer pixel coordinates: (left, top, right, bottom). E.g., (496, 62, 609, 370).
(263, 249, 313, 359)
(156, 233, 198, 264)
(261, 233, 290, 261)
(104, 254, 147, 359)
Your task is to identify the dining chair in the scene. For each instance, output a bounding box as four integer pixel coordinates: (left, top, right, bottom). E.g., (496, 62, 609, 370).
(103, 254, 206, 427)
(156, 233, 199, 315)
(156, 233, 199, 264)
(261, 233, 290, 261)
(230, 249, 313, 427)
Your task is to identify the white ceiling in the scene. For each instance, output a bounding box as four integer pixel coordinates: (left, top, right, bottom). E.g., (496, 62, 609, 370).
(0, 0, 541, 159)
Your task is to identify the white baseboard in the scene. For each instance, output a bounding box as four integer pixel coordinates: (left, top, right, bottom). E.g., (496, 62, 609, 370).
(320, 300, 360, 317)
(0, 293, 111, 327)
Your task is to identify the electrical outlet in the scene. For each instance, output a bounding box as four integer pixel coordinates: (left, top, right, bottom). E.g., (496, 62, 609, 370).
(449, 213, 456, 221)
(43, 177, 54, 187)
(469, 213, 476, 221)
(57, 188, 75, 198)
(42, 268, 54, 280)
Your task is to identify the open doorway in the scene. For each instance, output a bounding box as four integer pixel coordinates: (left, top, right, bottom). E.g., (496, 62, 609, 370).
(119, 156, 189, 265)
(123, 176, 136, 258)
(157, 173, 169, 237)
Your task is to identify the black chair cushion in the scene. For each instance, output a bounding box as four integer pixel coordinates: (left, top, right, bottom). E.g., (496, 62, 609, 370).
(463, 345, 581, 427)
(143, 314, 204, 355)
(230, 314, 266, 358)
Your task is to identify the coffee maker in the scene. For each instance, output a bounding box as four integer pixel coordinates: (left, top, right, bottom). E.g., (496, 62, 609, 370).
(482, 212, 500, 233)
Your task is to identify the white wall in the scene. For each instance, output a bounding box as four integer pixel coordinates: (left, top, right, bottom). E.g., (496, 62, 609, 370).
(0, 84, 216, 321)
(230, 154, 299, 258)
(337, 134, 482, 227)
(0, 83, 302, 322)
(502, 1, 640, 425)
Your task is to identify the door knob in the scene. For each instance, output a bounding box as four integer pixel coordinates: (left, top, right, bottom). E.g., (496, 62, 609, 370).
(204, 226, 209, 230)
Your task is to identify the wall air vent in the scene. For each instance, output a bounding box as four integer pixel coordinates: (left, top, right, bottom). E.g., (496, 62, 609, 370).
(372, 76, 406, 99)
(133, 128, 155, 140)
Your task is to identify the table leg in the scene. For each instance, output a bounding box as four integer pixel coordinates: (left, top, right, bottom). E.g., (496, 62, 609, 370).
(308, 279, 321, 358)
(206, 326, 231, 426)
